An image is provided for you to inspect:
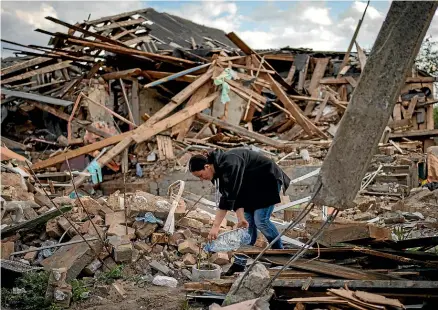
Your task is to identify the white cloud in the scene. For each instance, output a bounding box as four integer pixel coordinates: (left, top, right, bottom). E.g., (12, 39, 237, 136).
(301, 7, 332, 26)
(15, 3, 59, 30)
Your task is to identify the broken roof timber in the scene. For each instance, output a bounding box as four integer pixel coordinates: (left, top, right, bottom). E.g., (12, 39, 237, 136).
(84, 9, 150, 26)
(1, 89, 74, 106)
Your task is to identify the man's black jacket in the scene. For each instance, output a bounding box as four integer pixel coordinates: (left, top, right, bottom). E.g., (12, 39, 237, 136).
(208, 148, 290, 212)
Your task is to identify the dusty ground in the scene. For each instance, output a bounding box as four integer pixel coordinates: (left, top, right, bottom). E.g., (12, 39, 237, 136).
(71, 281, 188, 310)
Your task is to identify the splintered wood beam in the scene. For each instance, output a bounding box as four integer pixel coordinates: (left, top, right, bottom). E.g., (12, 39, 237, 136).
(197, 113, 285, 149)
(94, 18, 146, 32)
(1, 61, 72, 84)
(145, 68, 214, 126)
(267, 75, 328, 139)
(304, 57, 330, 115)
(84, 9, 149, 25)
(101, 68, 142, 80)
(355, 41, 367, 71)
(143, 70, 198, 83)
(1, 57, 52, 76)
(66, 38, 195, 66)
(44, 16, 128, 47)
(174, 81, 212, 141)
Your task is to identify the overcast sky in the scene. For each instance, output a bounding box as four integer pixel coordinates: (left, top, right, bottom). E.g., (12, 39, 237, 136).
(2, 1, 438, 58)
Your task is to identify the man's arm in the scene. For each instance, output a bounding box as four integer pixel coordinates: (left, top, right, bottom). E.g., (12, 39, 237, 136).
(208, 209, 227, 241)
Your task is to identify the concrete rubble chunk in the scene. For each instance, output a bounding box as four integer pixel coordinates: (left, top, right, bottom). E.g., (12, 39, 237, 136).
(23, 246, 38, 262)
(41, 234, 102, 281)
(46, 218, 63, 238)
(402, 211, 424, 221)
(83, 259, 102, 275)
(108, 224, 136, 239)
(224, 263, 273, 307)
(178, 217, 204, 230)
(107, 190, 125, 211)
(76, 196, 112, 216)
(152, 244, 164, 254)
(36, 206, 49, 215)
(152, 275, 178, 288)
(383, 212, 406, 224)
(168, 230, 185, 246)
(178, 240, 199, 255)
(134, 241, 151, 253)
(353, 212, 375, 222)
(133, 221, 157, 239)
(114, 243, 133, 263)
(181, 269, 192, 280)
(186, 210, 212, 224)
(112, 281, 127, 299)
(210, 252, 230, 265)
(127, 190, 156, 217)
(183, 253, 197, 265)
(105, 211, 127, 227)
(52, 196, 76, 206)
(150, 260, 170, 275)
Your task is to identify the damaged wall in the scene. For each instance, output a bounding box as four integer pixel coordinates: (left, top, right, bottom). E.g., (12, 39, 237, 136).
(139, 88, 167, 121)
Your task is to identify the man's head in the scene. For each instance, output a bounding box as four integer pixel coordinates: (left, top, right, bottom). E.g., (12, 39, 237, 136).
(189, 154, 215, 181)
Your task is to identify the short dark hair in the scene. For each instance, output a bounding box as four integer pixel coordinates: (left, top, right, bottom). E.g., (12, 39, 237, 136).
(189, 154, 208, 172)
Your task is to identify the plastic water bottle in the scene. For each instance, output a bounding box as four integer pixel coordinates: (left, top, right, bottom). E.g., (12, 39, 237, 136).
(204, 229, 251, 252)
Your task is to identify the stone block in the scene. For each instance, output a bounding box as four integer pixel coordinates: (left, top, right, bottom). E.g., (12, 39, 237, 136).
(23, 246, 38, 263)
(134, 241, 151, 253)
(210, 252, 229, 265)
(83, 259, 102, 275)
(186, 210, 212, 224)
(152, 244, 164, 254)
(41, 234, 102, 281)
(107, 224, 136, 239)
(149, 260, 170, 275)
(1, 241, 14, 259)
(182, 253, 196, 266)
(46, 218, 63, 238)
(133, 222, 157, 239)
(178, 217, 204, 230)
(168, 231, 185, 246)
(114, 243, 133, 263)
(178, 240, 199, 255)
(105, 211, 126, 227)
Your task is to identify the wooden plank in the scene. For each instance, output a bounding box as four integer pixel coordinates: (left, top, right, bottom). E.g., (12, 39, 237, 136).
(314, 93, 330, 123)
(85, 9, 149, 25)
(297, 55, 309, 92)
(143, 71, 198, 83)
(305, 58, 329, 115)
(101, 68, 141, 80)
(1, 88, 73, 106)
(308, 58, 329, 94)
(131, 92, 219, 144)
(226, 32, 254, 55)
(123, 35, 151, 46)
(406, 96, 418, 119)
(66, 38, 195, 66)
(217, 62, 276, 74)
(1, 136, 27, 150)
(393, 103, 402, 120)
(353, 291, 404, 309)
(94, 18, 146, 32)
(285, 64, 296, 85)
(146, 69, 214, 126)
(196, 113, 285, 149)
(427, 104, 434, 130)
(263, 54, 295, 62)
(131, 79, 140, 125)
(266, 257, 398, 281)
(1, 57, 52, 76)
(355, 41, 367, 71)
(345, 76, 358, 88)
(227, 79, 267, 103)
(111, 29, 136, 40)
(1, 61, 71, 84)
(175, 81, 212, 141)
(328, 289, 385, 310)
(389, 128, 438, 138)
(267, 74, 328, 138)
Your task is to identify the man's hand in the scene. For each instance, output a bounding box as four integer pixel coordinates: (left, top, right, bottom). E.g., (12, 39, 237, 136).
(237, 218, 249, 229)
(208, 225, 220, 241)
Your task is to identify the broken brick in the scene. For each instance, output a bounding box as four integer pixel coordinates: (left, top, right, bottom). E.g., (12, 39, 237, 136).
(186, 210, 212, 224)
(1, 241, 14, 259)
(151, 232, 169, 244)
(183, 253, 196, 265)
(149, 260, 170, 275)
(107, 224, 136, 239)
(46, 218, 63, 238)
(178, 240, 199, 255)
(134, 241, 151, 253)
(23, 246, 38, 263)
(152, 244, 164, 254)
(178, 217, 204, 230)
(133, 222, 157, 239)
(210, 252, 229, 265)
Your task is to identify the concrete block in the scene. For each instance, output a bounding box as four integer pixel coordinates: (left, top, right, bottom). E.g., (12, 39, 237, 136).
(183, 253, 196, 266)
(114, 243, 133, 263)
(41, 234, 102, 281)
(149, 260, 170, 275)
(133, 221, 157, 239)
(210, 252, 230, 265)
(46, 218, 63, 238)
(178, 240, 199, 255)
(83, 259, 102, 275)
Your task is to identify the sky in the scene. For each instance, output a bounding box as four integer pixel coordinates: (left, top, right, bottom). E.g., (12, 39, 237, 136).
(2, 1, 438, 58)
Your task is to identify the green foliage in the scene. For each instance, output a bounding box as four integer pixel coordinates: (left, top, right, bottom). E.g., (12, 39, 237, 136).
(0, 271, 57, 310)
(416, 36, 438, 76)
(70, 279, 90, 302)
(97, 264, 124, 284)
